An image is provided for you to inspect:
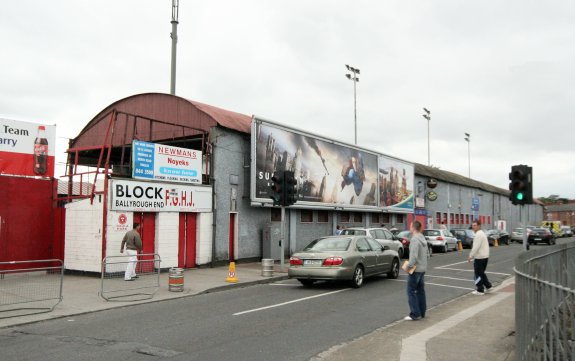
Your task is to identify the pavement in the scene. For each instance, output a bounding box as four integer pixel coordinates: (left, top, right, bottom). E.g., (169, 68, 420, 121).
(0, 262, 516, 361)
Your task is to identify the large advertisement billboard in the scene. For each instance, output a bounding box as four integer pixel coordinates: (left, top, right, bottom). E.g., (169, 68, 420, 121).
(378, 156, 414, 213)
(132, 140, 202, 184)
(252, 119, 379, 210)
(0, 118, 56, 178)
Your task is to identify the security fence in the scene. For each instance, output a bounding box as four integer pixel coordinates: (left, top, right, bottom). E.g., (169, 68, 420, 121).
(0, 259, 64, 319)
(515, 242, 575, 360)
(101, 253, 161, 302)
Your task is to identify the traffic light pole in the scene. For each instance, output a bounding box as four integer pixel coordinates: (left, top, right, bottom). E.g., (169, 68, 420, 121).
(280, 205, 285, 272)
(522, 205, 529, 252)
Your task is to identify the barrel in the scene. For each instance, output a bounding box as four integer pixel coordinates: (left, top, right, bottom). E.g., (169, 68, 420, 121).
(261, 259, 274, 277)
(168, 267, 184, 292)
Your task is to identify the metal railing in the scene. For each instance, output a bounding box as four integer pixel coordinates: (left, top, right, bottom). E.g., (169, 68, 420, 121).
(0, 259, 64, 319)
(101, 253, 161, 302)
(515, 242, 575, 360)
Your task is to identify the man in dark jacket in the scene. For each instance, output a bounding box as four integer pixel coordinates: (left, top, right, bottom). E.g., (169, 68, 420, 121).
(121, 223, 142, 281)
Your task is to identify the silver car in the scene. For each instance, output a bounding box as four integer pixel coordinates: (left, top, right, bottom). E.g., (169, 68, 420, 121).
(423, 229, 458, 253)
(341, 227, 405, 258)
(288, 236, 400, 288)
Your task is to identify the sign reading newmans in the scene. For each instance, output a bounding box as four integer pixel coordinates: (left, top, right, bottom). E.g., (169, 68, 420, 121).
(110, 179, 212, 212)
(132, 140, 202, 184)
(251, 118, 379, 210)
(0, 118, 56, 177)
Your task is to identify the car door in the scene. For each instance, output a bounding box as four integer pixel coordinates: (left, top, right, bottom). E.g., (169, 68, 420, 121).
(381, 229, 400, 252)
(371, 229, 391, 250)
(367, 238, 388, 273)
(356, 237, 377, 276)
(444, 230, 457, 249)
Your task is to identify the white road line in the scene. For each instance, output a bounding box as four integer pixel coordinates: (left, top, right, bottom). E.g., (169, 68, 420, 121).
(399, 292, 512, 361)
(269, 283, 300, 286)
(435, 267, 511, 276)
(233, 289, 351, 316)
(436, 260, 469, 268)
(391, 279, 475, 291)
(425, 275, 474, 282)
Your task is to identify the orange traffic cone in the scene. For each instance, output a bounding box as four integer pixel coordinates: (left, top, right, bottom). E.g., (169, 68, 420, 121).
(226, 262, 239, 283)
(457, 241, 463, 251)
(494, 239, 499, 247)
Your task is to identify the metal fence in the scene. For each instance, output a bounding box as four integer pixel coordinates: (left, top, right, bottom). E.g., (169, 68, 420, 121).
(0, 259, 64, 319)
(515, 242, 575, 360)
(101, 253, 161, 302)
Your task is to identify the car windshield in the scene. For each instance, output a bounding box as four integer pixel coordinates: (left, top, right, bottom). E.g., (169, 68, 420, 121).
(423, 230, 440, 236)
(341, 229, 366, 236)
(304, 237, 351, 251)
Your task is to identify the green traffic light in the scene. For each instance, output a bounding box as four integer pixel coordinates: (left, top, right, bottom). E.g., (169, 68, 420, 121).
(516, 193, 524, 201)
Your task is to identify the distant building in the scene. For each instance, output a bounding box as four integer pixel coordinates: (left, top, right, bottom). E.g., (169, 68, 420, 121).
(544, 203, 575, 226)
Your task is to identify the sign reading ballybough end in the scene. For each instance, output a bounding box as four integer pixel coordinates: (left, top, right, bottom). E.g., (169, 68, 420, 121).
(132, 140, 202, 184)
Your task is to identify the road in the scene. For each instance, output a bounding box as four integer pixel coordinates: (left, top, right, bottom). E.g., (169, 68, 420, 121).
(0, 241, 563, 361)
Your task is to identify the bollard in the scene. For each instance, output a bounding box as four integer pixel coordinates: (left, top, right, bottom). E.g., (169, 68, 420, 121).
(261, 259, 274, 277)
(494, 239, 499, 247)
(168, 267, 184, 292)
(457, 240, 463, 251)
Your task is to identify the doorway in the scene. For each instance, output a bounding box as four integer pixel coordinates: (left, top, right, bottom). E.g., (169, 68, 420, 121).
(178, 213, 197, 268)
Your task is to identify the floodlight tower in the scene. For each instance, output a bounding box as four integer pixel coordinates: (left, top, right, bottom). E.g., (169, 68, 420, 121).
(345, 64, 360, 145)
(170, 0, 179, 95)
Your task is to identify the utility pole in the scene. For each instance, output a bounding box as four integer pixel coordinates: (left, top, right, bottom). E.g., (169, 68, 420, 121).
(170, 0, 179, 95)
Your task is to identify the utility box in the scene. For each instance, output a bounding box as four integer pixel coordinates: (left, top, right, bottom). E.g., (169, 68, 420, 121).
(262, 224, 282, 261)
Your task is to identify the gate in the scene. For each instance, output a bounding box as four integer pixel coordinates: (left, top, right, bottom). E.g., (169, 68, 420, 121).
(0, 259, 64, 319)
(100, 253, 161, 302)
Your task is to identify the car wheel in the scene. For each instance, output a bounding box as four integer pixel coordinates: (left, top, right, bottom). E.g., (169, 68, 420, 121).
(298, 279, 315, 287)
(443, 244, 448, 253)
(428, 245, 433, 257)
(388, 258, 400, 279)
(350, 265, 364, 288)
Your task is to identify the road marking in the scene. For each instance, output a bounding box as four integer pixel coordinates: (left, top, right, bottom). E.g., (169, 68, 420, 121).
(269, 283, 300, 287)
(435, 267, 511, 276)
(436, 260, 469, 268)
(233, 289, 351, 316)
(425, 275, 474, 282)
(399, 292, 512, 361)
(391, 279, 475, 291)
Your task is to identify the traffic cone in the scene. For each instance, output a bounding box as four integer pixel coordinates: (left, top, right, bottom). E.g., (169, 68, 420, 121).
(457, 241, 463, 251)
(494, 239, 499, 247)
(226, 262, 239, 283)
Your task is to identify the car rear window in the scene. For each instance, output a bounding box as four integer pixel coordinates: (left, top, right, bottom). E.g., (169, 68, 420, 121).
(341, 229, 366, 236)
(304, 237, 351, 251)
(423, 230, 440, 236)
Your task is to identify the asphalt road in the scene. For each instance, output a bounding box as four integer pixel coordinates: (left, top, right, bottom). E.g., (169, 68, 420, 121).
(0, 241, 560, 361)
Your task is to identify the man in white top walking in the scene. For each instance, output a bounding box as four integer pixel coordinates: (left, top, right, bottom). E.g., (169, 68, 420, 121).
(468, 220, 492, 295)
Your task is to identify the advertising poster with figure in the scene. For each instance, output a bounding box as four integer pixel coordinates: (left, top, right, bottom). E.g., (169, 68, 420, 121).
(251, 119, 378, 210)
(378, 156, 414, 212)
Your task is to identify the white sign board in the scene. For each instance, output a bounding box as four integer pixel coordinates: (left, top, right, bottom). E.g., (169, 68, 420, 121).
(132, 140, 202, 184)
(110, 179, 212, 212)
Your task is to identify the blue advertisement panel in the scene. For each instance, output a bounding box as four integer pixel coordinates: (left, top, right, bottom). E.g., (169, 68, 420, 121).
(132, 141, 202, 184)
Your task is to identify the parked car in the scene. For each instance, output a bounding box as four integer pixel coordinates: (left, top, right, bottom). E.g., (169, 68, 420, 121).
(450, 228, 475, 249)
(341, 227, 404, 258)
(485, 229, 510, 246)
(561, 226, 573, 237)
(395, 230, 433, 257)
(423, 229, 458, 253)
(288, 236, 401, 288)
(511, 228, 525, 243)
(527, 228, 555, 245)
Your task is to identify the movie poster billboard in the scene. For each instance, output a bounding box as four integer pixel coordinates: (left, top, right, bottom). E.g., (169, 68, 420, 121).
(378, 156, 414, 213)
(251, 119, 378, 210)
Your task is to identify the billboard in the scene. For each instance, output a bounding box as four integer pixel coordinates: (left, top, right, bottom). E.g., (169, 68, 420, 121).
(378, 156, 414, 213)
(252, 119, 379, 210)
(132, 140, 202, 184)
(110, 179, 212, 212)
(0, 118, 56, 178)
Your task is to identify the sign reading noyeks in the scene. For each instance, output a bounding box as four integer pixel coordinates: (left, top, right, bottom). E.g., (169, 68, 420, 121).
(110, 179, 212, 212)
(132, 140, 202, 184)
(0, 118, 56, 177)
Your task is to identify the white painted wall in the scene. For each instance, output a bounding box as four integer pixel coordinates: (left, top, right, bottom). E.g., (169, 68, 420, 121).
(156, 212, 179, 268)
(64, 197, 104, 273)
(197, 212, 213, 265)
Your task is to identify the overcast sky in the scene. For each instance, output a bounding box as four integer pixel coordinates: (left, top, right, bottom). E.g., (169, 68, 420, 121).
(1, 1, 574, 198)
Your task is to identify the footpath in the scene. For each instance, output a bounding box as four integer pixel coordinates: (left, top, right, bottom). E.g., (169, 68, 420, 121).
(0, 263, 516, 361)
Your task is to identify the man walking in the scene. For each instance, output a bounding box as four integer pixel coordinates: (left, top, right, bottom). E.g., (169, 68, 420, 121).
(404, 220, 428, 320)
(121, 223, 142, 281)
(468, 220, 492, 295)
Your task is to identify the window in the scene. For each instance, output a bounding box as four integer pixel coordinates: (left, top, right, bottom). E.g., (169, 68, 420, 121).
(396, 214, 404, 224)
(488, 216, 491, 225)
(317, 211, 329, 223)
(353, 213, 363, 223)
(271, 208, 281, 222)
(465, 214, 470, 224)
(382, 229, 394, 240)
(356, 238, 371, 252)
(371, 213, 381, 224)
(339, 212, 350, 223)
(450, 214, 454, 225)
(367, 238, 383, 252)
(300, 210, 313, 223)
(455, 214, 460, 225)
(372, 229, 385, 239)
(436, 212, 442, 225)
(382, 214, 390, 224)
(443, 213, 448, 225)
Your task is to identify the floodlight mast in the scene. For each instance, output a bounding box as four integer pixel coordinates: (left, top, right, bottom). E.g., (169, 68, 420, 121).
(170, 0, 179, 95)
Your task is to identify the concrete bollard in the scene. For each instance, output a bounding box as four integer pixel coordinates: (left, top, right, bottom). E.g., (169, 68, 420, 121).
(261, 259, 274, 277)
(168, 267, 184, 292)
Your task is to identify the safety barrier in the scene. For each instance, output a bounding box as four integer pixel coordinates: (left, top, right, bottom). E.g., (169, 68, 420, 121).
(0, 259, 64, 319)
(515, 242, 575, 360)
(100, 253, 161, 302)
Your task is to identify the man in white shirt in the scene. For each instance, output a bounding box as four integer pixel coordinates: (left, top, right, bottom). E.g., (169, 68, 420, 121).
(468, 220, 492, 295)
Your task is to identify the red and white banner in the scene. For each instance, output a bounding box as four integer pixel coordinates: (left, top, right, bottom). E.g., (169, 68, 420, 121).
(0, 118, 56, 177)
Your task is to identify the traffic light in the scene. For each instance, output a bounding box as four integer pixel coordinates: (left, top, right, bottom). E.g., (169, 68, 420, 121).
(508, 165, 533, 205)
(283, 171, 298, 206)
(270, 173, 284, 206)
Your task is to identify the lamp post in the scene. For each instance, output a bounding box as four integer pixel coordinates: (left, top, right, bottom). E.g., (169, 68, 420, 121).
(345, 64, 360, 145)
(464, 132, 471, 178)
(422, 108, 431, 166)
